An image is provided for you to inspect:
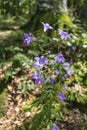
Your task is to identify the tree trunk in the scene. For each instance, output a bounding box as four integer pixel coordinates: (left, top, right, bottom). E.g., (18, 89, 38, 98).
(80, 0, 87, 20)
(57, 0, 68, 13)
(21, 0, 68, 31)
(21, 0, 54, 31)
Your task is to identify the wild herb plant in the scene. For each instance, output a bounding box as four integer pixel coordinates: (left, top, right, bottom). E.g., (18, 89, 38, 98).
(2, 21, 87, 130)
(22, 22, 76, 130)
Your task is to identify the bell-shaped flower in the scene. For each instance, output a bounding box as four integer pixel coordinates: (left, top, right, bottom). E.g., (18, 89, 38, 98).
(41, 22, 53, 32)
(32, 71, 45, 85)
(58, 92, 66, 102)
(52, 125, 59, 130)
(24, 33, 36, 46)
(50, 77, 55, 86)
(58, 29, 70, 40)
(33, 56, 48, 69)
(55, 54, 65, 64)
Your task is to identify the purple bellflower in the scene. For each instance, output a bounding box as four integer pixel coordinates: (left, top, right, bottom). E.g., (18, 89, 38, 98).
(64, 74, 68, 79)
(41, 22, 53, 32)
(32, 71, 45, 85)
(58, 29, 70, 40)
(69, 59, 73, 64)
(52, 125, 59, 130)
(33, 56, 48, 69)
(68, 70, 74, 76)
(24, 33, 36, 46)
(71, 46, 77, 51)
(54, 70, 59, 75)
(63, 83, 68, 90)
(58, 92, 66, 102)
(64, 63, 74, 76)
(64, 63, 70, 71)
(55, 54, 65, 64)
(78, 52, 83, 57)
(50, 77, 55, 86)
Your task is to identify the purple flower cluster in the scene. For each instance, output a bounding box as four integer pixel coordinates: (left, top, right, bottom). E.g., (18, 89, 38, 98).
(33, 56, 48, 69)
(41, 22, 53, 32)
(32, 71, 45, 85)
(24, 22, 75, 106)
(52, 125, 59, 130)
(58, 29, 70, 40)
(55, 54, 65, 64)
(24, 33, 36, 46)
(58, 92, 66, 102)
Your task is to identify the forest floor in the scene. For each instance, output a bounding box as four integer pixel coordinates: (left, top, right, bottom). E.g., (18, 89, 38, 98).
(0, 67, 87, 130)
(0, 28, 87, 130)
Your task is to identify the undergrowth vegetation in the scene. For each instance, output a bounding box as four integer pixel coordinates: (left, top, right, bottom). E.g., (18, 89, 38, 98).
(0, 18, 87, 130)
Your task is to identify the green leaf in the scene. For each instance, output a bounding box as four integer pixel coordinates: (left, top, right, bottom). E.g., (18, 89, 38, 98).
(60, 13, 73, 27)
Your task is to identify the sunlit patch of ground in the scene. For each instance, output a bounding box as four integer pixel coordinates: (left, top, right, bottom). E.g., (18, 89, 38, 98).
(0, 31, 12, 40)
